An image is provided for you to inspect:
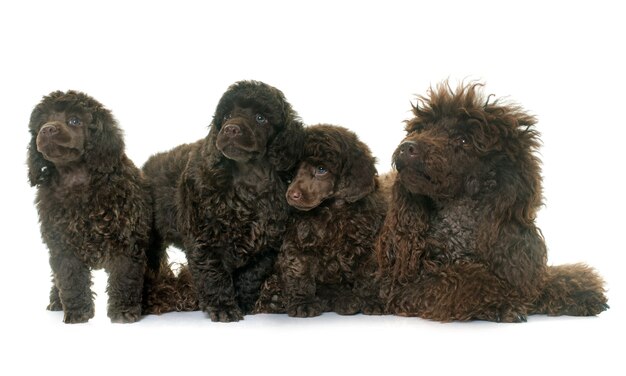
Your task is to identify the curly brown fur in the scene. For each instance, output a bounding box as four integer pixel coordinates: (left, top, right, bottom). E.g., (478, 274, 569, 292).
(142, 80, 304, 322)
(376, 81, 608, 322)
(28, 90, 174, 323)
(255, 125, 387, 317)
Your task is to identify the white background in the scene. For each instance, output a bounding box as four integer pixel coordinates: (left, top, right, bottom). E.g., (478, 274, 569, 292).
(1, 1, 623, 375)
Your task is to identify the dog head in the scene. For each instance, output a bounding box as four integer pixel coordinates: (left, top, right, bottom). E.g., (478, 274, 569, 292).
(27, 90, 124, 186)
(286, 125, 377, 211)
(393, 81, 542, 221)
(210, 80, 304, 171)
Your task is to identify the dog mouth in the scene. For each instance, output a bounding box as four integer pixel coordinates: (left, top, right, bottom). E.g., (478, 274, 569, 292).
(397, 165, 436, 194)
(286, 198, 323, 211)
(219, 144, 249, 159)
(216, 141, 260, 161)
(395, 158, 433, 183)
(215, 129, 261, 162)
(37, 142, 83, 163)
(404, 169, 433, 182)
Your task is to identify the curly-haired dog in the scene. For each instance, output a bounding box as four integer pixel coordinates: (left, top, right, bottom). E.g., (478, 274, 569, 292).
(28, 90, 172, 323)
(142, 80, 304, 321)
(376, 82, 608, 322)
(256, 125, 387, 317)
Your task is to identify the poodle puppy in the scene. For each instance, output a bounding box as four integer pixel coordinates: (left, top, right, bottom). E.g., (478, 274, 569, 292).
(256, 125, 387, 317)
(28, 90, 171, 323)
(376, 82, 608, 322)
(142, 80, 304, 322)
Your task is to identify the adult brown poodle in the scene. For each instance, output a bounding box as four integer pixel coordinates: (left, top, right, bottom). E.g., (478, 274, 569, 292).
(256, 125, 387, 317)
(28, 90, 173, 323)
(142, 80, 304, 322)
(376, 82, 609, 322)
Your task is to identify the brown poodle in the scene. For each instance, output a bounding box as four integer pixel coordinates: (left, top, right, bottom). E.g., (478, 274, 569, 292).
(376, 82, 608, 322)
(142, 80, 305, 322)
(27, 90, 173, 323)
(255, 125, 387, 317)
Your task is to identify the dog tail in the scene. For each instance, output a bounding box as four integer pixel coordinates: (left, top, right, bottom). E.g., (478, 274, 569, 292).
(531, 263, 609, 316)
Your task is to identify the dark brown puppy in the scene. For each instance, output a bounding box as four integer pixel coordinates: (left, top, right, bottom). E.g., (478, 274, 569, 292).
(143, 81, 304, 322)
(28, 90, 169, 323)
(256, 125, 387, 317)
(377, 82, 608, 322)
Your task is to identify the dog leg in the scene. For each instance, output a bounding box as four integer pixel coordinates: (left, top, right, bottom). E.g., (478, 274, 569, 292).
(47, 282, 63, 311)
(389, 263, 529, 323)
(254, 272, 285, 313)
(281, 250, 324, 318)
(106, 252, 145, 323)
(49, 252, 94, 324)
(187, 248, 243, 322)
(331, 289, 362, 315)
(233, 250, 277, 314)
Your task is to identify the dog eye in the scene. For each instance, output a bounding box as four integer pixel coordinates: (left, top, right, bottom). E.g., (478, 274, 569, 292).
(315, 166, 328, 176)
(67, 117, 82, 127)
(255, 114, 268, 125)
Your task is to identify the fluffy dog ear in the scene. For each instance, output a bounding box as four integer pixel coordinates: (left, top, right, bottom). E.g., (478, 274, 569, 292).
(268, 115, 305, 172)
(334, 143, 378, 203)
(481, 111, 543, 232)
(201, 122, 224, 167)
(491, 142, 543, 226)
(27, 104, 54, 186)
(27, 132, 54, 186)
(83, 108, 125, 173)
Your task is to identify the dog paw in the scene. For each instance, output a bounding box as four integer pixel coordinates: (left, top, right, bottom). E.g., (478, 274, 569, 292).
(334, 298, 361, 315)
(63, 307, 95, 324)
(570, 290, 610, 316)
(47, 299, 63, 311)
(497, 312, 527, 323)
(108, 305, 142, 323)
(206, 305, 244, 322)
(495, 307, 528, 323)
(287, 301, 323, 318)
(473, 304, 527, 323)
(268, 294, 285, 312)
(362, 302, 385, 315)
(254, 293, 285, 314)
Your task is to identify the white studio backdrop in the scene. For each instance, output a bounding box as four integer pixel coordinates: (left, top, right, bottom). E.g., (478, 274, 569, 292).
(0, 1, 623, 375)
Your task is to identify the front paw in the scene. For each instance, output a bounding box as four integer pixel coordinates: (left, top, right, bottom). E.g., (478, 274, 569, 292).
(268, 294, 285, 313)
(63, 305, 95, 324)
(362, 302, 385, 315)
(205, 305, 244, 322)
(47, 299, 63, 311)
(334, 297, 361, 316)
(48, 286, 63, 311)
(287, 301, 323, 318)
(569, 290, 610, 316)
(493, 306, 528, 323)
(108, 305, 142, 323)
(254, 290, 286, 314)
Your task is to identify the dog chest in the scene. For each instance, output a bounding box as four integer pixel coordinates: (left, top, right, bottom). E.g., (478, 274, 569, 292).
(427, 200, 481, 263)
(199, 186, 289, 260)
(38, 186, 146, 268)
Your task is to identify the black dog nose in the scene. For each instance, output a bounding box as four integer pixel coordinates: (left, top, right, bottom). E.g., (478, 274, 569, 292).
(39, 123, 59, 137)
(222, 124, 241, 137)
(398, 141, 418, 158)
